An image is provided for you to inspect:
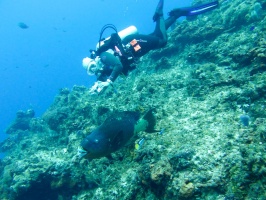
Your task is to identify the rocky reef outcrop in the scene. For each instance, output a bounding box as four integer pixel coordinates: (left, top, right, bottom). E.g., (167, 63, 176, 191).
(1, 0, 266, 199)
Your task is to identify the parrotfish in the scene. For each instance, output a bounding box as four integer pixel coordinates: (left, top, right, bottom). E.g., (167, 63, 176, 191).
(78, 109, 156, 159)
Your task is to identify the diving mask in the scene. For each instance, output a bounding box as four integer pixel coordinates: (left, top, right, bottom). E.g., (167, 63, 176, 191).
(82, 56, 102, 76)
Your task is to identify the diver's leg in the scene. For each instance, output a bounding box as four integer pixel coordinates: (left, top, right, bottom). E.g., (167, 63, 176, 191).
(169, 1, 219, 18)
(151, 0, 167, 47)
(154, 16, 167, 47)
(164, 1, 219, 31)
(153, 0, 164, 22)
(164, 16, 177, 31)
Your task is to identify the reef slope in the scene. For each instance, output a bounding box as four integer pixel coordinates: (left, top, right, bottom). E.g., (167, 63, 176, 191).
(1, 0, 266, 199)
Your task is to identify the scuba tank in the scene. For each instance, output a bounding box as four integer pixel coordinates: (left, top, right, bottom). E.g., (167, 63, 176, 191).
(96, 25, 138, 50)
(89, 24, 139, 77)
(116, 25, 138, 40)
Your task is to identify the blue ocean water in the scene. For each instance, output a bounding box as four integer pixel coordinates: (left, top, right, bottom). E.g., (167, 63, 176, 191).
(0, 0, 191, 148)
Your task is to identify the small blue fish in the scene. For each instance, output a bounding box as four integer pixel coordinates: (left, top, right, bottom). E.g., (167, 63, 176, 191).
(112, 86, 118, 94)
(135, 138, 145, 150)
(250, 26, 255, 31)
(18, 22, 29, 29)
(159, 128, 165, 135)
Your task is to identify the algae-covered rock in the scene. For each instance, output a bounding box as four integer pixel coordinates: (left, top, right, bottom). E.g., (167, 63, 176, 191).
(1, 0, 266, 199)
(6, 109, 35, 134)
(179, 182, 195, 198)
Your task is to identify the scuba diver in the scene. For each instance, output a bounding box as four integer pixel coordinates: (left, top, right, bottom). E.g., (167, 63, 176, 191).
(82, 0, 219, 94)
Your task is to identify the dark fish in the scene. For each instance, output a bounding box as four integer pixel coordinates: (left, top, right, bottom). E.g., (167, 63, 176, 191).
(79, 109, 156, 159)
(18, 22, 29, 29)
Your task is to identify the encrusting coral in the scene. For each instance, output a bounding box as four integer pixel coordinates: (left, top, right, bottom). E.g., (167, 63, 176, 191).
(1, 0, 266, 199)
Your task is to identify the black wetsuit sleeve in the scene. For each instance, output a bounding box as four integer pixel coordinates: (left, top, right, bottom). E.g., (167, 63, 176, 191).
(97, 33, 124, 56)
(100, 52, 123, 82)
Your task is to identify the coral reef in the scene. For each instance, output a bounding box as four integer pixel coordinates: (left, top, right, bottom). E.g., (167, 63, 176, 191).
(1, 0, 266, 199)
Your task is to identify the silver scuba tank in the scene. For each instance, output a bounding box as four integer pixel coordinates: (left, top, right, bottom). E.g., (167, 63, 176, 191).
(96, 25, 138, 50)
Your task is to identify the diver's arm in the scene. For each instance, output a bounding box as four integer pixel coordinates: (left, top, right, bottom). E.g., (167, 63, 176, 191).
(99, 52, 123, 82)
(96, 33, 123, 56)
(96, 40, 112, 55)
(108, 63, 122, 82)
(89, 52, 123, 95)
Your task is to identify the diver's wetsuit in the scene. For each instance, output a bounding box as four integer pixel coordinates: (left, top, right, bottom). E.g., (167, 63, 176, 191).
(96, 51, 122, 82)
(96, 0, 219, 82)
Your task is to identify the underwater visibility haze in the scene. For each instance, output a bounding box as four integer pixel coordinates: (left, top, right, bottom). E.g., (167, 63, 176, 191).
(1, 0, 266, 199)
(0, 0, 191, 145)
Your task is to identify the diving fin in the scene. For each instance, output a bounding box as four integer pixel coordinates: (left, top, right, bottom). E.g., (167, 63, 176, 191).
(153, 0, 164, 22)
(168, 1, 219, 18)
